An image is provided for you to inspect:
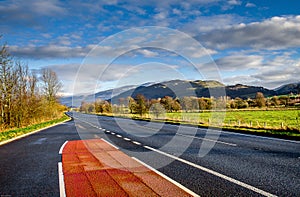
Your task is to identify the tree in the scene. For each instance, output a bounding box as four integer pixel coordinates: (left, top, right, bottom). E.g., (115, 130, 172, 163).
(255, 92, 266, 108)
(149, 101, 165, 119)
(128, 96, 137, 114)
(41, 68, 62, 103)
(136, 94, 148, 116)
(180, 96, 192, 112)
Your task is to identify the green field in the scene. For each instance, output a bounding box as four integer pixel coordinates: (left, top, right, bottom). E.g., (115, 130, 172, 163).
(167, 110, 299, 128)
(111, 109, 300, 137)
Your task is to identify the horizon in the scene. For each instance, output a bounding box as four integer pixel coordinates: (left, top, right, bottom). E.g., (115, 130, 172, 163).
(61, 78, 300, 98)
(1, 1, 300, 95)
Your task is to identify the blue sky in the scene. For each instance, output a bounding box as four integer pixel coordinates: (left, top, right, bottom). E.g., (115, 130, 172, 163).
(1, 0, 300, 95)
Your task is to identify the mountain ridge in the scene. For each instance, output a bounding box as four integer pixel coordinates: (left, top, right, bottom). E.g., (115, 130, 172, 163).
(61, 80, 300, 107)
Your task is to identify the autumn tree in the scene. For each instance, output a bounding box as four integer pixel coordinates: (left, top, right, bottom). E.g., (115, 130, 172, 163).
(136, 94, 148, 116)
(255, 92, 266, 108)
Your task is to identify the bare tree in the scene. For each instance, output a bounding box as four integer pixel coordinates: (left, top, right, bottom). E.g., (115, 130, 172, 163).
(41, 68, 62, 103)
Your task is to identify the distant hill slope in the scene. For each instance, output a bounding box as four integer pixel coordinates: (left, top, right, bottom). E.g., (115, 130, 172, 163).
(60, 80, 299, 107)
(275, 82, 300, 95)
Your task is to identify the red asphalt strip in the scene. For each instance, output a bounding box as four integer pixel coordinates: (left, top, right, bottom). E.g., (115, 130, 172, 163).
(61, 139, 194, 197)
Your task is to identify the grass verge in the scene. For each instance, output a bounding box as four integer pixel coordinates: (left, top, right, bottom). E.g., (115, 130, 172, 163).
(0, 113, 71, 143)
(93, 110, 300, 141)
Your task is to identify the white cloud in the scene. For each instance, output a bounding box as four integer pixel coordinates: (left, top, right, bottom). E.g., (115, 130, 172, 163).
(200, 15, 300, 50)
(181, 14, 244, 35)
(220, 52, 300, 89)
(215, 55, 263, 71)
(245, 2, 256, 8)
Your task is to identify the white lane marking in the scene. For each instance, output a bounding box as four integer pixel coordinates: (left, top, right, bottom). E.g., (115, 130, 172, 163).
(136, 124, 236, 147)
(144, 145, 277, 197)
(101, 138, 119, 150)
(59, 141, 68, 154)
(132, 157, 199, 197)
(58, 162, 66, 197)
(124, 137, 131, 141)
(220, 130, 300, 144)
(111, 132, 115, 135)
(132, 141, 141, 145)
(136, 125, 158, 131)
(105, 130, 110, 133)
(177, 133, 237, 147)
(116, 134, 122, 138)
(76, 124, 86, 129)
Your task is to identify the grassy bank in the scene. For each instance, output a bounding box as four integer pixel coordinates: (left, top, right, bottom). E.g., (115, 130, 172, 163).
(0, 113, 71, 143)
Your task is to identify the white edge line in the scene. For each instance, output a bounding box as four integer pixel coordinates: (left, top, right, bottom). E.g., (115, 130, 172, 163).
(144, 145, 277, 197)
(0, 118, 70, 146)
(101, 138, 119, 150)
(221, 130, 300, 144)
(177, 133, 237, 147)
(132, 157, 199, 197)
(59, 141, 68, 154)
(58, 162, 66, 197)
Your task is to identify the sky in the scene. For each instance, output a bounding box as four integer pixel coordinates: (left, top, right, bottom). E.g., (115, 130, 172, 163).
(1, 0, 300, 96)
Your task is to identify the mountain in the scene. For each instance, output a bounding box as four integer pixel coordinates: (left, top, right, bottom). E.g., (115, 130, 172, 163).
(225, 84, 275, 99)
(110, 79, 225, 103)
(60, 85, 137, 107)
(275, 82, 300, 95)
(60, 80, 299, 107)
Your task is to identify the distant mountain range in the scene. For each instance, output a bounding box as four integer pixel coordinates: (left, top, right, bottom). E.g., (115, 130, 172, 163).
(60, 80, 300, 107)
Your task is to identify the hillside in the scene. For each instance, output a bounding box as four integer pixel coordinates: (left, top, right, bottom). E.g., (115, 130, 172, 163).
(61, 80, 299, 107)
(275, 82, 300, 95)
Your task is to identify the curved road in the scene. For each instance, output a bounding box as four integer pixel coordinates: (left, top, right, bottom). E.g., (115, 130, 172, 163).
(0, 112, 299, 196)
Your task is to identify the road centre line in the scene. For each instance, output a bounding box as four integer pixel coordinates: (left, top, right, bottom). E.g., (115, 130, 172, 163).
(177, 133, 237, 147)
(59, 141, 68, 154)
(101, 138, 119, 150)
(124, 137, 131, 141)
(144, 145, 277, 197)
(132, 141, 142, 145)
(132, 157, 199, 197)
(116, 134, 122, 138)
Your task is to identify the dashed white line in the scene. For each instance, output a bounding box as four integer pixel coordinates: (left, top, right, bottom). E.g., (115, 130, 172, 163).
(132, 157, 199, 197)
(116, 134, 122, 138)
(101, 138, 119, 150)
(132, 141, 141, 145)
(111, 132, 116, 135)
(59, 141, 68, 154)
(124, 137, 131, 141)
(144, 145, 277, 197)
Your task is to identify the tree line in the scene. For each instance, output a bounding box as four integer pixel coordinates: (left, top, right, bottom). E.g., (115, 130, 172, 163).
(79, 92, 300, 116)
(0, 41, 65, 130)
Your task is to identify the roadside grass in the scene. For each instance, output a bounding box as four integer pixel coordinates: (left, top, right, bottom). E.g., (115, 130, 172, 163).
(100, 109, 300, 139)
(0, 113, 71, 143)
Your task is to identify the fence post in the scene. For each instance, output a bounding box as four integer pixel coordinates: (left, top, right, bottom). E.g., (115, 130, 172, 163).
(264, 122, 266, 128)
(250, 121, 252, 127)
(281, 122, 284, 129)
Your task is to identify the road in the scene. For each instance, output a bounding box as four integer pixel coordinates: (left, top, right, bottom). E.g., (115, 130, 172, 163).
(0, 112, 300, 196)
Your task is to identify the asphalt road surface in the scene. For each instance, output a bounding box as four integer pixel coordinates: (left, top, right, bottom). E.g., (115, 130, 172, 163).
(0, 112, 299, 196)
